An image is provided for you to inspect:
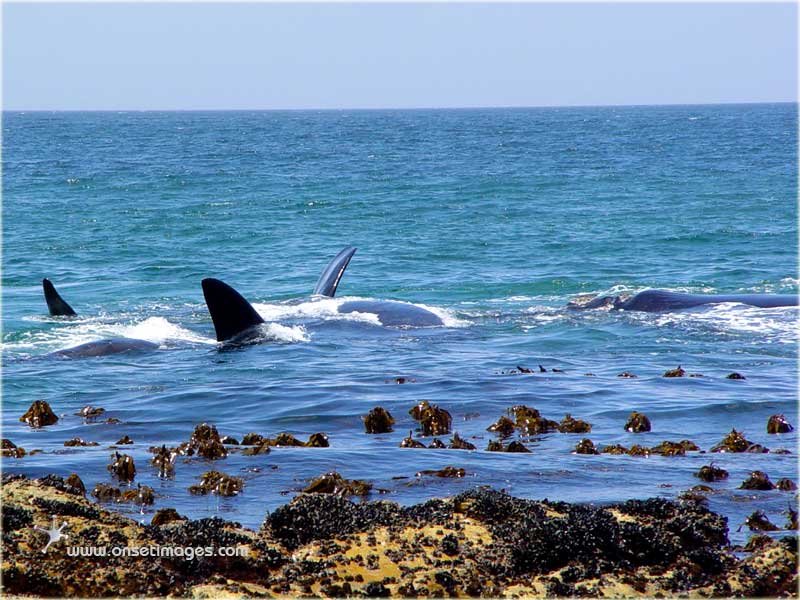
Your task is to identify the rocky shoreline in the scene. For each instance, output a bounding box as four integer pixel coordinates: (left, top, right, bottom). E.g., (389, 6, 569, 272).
(1, 473, 797, 598)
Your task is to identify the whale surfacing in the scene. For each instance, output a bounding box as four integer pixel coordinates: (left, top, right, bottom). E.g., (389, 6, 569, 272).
(50, 337, 159, 358)
(570, 289, 799, 312)
(43, 279, 77, 316)
(42, 278, 159, 358)
(201, 278, 265, 342)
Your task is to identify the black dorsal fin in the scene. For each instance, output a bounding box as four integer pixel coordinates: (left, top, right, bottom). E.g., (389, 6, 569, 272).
(201, 278, 265, 342)
(42, 278, 77, 316)
(313, 246, 357, 297)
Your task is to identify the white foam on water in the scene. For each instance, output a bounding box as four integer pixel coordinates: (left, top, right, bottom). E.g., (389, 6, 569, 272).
(259, 323, 310, 343)
(3, 316, 217, 355)
(646, 303, 798, 344)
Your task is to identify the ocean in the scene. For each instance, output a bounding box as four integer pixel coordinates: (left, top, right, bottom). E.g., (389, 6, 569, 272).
(2, 103, 797, 544)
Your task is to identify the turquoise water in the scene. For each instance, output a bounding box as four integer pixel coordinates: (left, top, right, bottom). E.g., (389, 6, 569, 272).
(2, 104, 797, 543)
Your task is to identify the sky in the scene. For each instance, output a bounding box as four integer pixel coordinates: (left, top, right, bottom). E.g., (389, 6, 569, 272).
(2, 2, 797, 110)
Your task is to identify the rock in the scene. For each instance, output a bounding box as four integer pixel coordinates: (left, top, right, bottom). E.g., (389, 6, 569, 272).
(617, 371, 638, 378)
(744, 510, 779, 532)
(115, 435, 134, 445)
(710, 429, 752, 453)
(75, 405, 105, 418)
(449, 432, 476, 450)
(20, 400, 58, 427)
(486, 416, 515, 436)
(775, 478, 797, 491)
(306, 433, 330, 448)
(416, 467, 465, 478)
(726, 372, 746, 380)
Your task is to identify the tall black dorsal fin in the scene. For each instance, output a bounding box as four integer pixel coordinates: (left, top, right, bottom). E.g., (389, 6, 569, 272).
(313, 246, 357, 297)
(201, 278, 265, 342)
(42, 278, 77, 316)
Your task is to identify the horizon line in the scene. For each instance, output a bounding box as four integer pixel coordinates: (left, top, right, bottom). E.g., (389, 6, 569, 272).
(3, 100, 797, 113)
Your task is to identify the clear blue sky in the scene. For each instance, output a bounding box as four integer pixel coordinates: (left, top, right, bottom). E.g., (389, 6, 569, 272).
(3, 2, 797, 110)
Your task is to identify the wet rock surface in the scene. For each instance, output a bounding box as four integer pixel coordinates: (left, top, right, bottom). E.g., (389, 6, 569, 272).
(3, 476, 796, 598)
(767, 414, 794, 434)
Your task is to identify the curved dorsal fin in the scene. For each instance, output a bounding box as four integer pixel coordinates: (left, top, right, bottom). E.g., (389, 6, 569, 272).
(201, 278, 265, 342)
(313, 246, 357, 297)
(42, 278, 77, 316)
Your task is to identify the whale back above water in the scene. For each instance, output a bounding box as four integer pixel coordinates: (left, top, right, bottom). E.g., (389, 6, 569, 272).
(43, 279, 77, 316)
(49, 337, 159, 358)
(202, 278, 265, 342)
(570, 289, 799, 312)
(338, 300, 444, 327)
(313, 246, 356, 298)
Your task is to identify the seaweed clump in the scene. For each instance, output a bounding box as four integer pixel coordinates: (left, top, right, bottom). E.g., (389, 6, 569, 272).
(364, 407, 395, 434)
(303, 472, 373, 497)
(2, 439, 26, 458)
(107, 452, 136, 482)
(695, 464, 729, 482)
(189, 471, 244, 497)
(558, 414, 592, 433)
(409, 401, 452, 436)
(767, 414, 794, 434)
(739, 471, 776, 491)
(20, 400, 59, 427)
(710, 429, 758, 453)
(624, 411, 651, 433)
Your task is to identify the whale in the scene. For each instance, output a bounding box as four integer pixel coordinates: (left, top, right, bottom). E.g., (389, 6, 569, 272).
(318, 247, 444, 327)
(42, 279, 159, 358)
(202, 246, 445, 342)
(568, 289, 799, 312)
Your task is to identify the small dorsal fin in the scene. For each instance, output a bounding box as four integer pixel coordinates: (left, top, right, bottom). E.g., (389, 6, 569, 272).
(42, 278, 77, 316)
(313, 246, 357, 297)
(201, 278, 265, 342)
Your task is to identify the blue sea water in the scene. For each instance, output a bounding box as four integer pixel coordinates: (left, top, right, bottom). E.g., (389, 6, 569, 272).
(2, 104, 797, 544)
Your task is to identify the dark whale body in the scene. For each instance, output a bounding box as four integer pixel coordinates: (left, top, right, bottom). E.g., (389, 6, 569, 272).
(50, 337, 159, 358)
(42, 279, 159, 358)
(572, 289, 799, 312)
(203, 246, 445, 342)
(338, 300, 443, 327)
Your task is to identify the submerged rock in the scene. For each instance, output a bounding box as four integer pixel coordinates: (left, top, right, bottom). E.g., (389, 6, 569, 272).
(775, 478, 797, 491)
(75, 405, 105, 419)
(364, 407, 395, 434)
(20, 400, 59, 427)
(617, 371, 638, 378)
(726, 372, 746, 380)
